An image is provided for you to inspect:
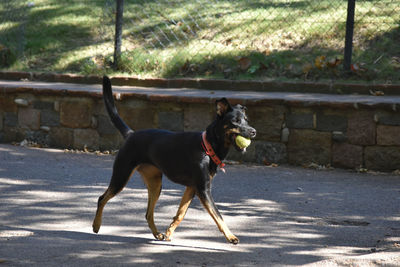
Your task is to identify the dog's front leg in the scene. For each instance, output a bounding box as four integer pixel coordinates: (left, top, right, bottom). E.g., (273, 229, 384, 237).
(197, 188, 239, 244)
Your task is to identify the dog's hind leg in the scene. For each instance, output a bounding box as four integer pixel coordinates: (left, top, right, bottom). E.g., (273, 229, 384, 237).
(137, 164, 165, 240)
(164, 186, 195, 241)
(92, 153, 137, 234)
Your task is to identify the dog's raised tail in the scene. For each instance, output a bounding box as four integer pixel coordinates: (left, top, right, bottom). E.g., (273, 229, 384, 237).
(102, 76, 133, 138)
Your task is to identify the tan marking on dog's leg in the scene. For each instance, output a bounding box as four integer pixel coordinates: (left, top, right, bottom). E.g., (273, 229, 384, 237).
(92, 167, 138, 233)
(197, 193, 239, 244)
(138, 164, 164, 240)
(165, 186, 195, 241)
(92, 188, 114, 233)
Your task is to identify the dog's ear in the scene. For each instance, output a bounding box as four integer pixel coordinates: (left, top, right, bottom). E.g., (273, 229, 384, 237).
(215, 98, 232, 117)
(236, 104, 247, 113)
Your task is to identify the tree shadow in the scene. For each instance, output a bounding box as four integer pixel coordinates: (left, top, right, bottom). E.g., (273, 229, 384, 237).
(117, 0, 399, 83)
(0, 144, 399, 265)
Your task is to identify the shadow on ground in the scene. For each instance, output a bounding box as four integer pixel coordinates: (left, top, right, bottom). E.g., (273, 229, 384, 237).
(0, 144, 399, 266)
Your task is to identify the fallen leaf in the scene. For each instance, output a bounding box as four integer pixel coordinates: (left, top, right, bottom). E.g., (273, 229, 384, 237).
(327, 58, 342, 68)
(238, 57, 252, 71)
(369, 90, 385, 96)
(351, 63, 367, 74)
(392, 169, 400, 175)
(351, 63, 360, 72)
(357, 167, 368, 173)
(302, 63, 313, 77)
(315, 56, 326, 69)
(223, 38, 232, 45)
(304, 162, 333, 170)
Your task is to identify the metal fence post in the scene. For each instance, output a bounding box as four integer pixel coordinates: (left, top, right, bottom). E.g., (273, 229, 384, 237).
(344, 0, 356, 71)
(114, 0, 124, 68)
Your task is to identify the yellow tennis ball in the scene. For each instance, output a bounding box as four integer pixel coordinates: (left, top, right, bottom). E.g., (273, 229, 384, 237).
(235, 135, 251, 149)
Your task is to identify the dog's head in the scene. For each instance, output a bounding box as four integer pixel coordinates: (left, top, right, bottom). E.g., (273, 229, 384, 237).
(214, 98, 256, 152)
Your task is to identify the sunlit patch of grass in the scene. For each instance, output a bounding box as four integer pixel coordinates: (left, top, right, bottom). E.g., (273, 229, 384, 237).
(0, 0, 399, 83)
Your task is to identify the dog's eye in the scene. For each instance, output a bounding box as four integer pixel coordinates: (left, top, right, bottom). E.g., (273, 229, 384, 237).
(232, 118, 241, 124)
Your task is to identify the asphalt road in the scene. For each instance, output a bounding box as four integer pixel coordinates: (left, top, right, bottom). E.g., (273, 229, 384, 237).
(0, 144, 399, 266)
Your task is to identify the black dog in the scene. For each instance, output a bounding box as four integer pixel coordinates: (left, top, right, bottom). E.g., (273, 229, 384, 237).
(92, 76, 256, 244)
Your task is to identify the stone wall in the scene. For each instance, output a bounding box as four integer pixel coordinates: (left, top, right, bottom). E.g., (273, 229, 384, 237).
(1, 79, 400, 171)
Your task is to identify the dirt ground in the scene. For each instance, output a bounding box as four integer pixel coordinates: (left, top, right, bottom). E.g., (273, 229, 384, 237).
(0, 144, 399, 266)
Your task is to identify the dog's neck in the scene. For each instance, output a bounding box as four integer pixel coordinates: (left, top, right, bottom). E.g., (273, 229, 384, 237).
(205, 121, 230, 164)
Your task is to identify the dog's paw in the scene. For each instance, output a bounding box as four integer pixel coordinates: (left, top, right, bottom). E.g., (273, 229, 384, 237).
(92, 223, 100, 234)
(154, 232, 167, 241)
(228, 235, 239, 245)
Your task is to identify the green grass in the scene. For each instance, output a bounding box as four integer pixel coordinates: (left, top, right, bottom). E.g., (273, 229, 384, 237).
(0, 0, 399, 84)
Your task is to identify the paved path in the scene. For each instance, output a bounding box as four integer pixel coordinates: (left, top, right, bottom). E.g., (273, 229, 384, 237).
(0, 144, 399, 266)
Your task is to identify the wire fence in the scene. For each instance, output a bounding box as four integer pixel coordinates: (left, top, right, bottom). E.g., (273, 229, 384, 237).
(0, 0, 399, 83)
(0, 0, 29, 65)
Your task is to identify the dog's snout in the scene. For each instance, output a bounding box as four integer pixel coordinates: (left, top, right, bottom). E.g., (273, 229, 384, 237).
(250, 128, 256, 138)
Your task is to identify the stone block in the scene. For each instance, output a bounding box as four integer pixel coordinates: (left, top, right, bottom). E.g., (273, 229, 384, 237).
(93, 100, 106, 116)
(184, 104, 213, 132)
(4, 113, 18, 127)
(99, 134, 124, 151)
(18, 108, 40, 130)
(365, 146, 400, 171)
(332, 131, 347, 142)
(248, 105, 285, 141)
(73, 129, 100, 150)
(158, 111, 183, 132)
(119, 106, 155, 130)
(33, 100, 54, 110)
(49, 128, 74, 148)
(97, 115, 119, 136)
(255, 141, 287, 164)
(118, 99, 148, 109)
(316, 113, 347, 132)
(332, 143, 363, 169)
(286, 113, 314, 129)
(60, 100, 92, 128)
(91, 116, 98, 129)
(0, 112, 3, 131)
(0, 96, 17, 112)
(227, 141, 287, 164)
(41, 110, 60, 127)
(347, 112, 376, 145)
(226, 140, 256, 162)
(377, 125, 400, 146)
(1, 127, 19, 143)
(377, 113, 400, 126)
(287, 129, 332, 165)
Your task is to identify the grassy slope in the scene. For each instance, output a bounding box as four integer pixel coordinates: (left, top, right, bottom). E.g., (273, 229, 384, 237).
(0, 0, 399, 83)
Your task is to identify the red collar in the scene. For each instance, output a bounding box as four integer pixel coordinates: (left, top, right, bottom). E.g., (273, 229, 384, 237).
(201, 131, 226, 173)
